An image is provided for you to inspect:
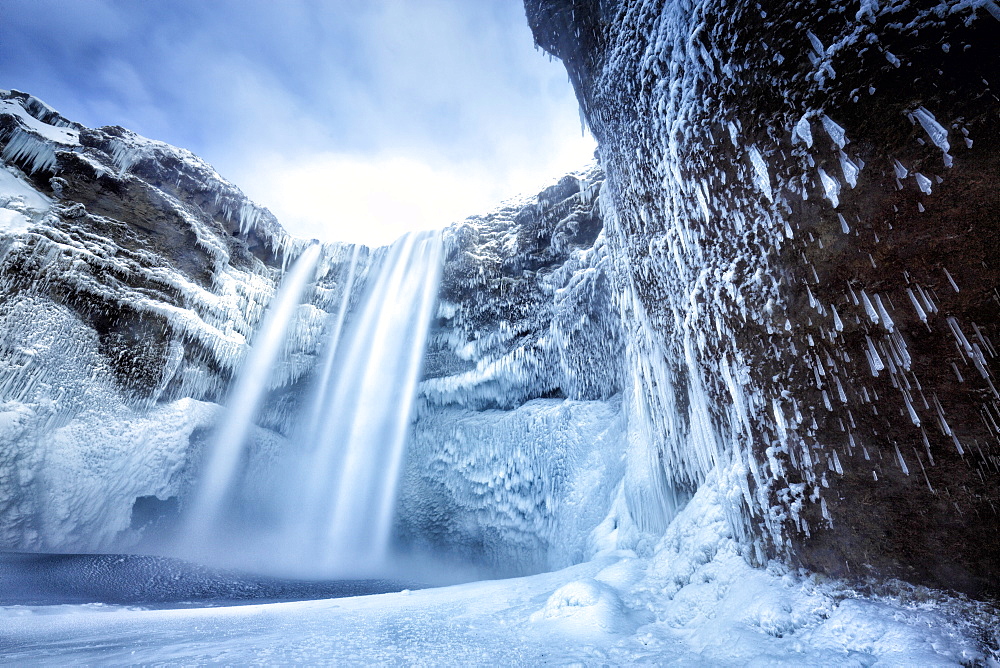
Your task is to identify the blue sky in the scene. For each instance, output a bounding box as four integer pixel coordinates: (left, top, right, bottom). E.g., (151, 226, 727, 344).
(0, 0, 594, 245)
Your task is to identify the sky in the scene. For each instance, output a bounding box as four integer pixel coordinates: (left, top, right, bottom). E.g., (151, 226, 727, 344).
(0, 0, 595, 245)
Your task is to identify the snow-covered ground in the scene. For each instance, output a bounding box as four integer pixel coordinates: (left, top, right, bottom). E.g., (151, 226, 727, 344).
(3, 478, 995, 665)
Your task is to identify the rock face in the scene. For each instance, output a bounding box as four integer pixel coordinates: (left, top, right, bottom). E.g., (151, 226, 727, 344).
(0, 89, 357, 551)
(524, 0, 1000, 594)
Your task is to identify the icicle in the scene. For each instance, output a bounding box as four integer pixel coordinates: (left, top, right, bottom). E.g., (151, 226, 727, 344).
(906, 287, 927, 323)
(747, 146, 773, 201)
(943, 267, 960, 293)
(822, 115, 847, 148)
(818, 168, 840, 207)
(807, 31, 825, 56)
(914, 173, 933, 195)
(794, 115, 814, 147)
(839, 151, 859, 187)
(873, 293, 895, 331)
(860, 290, 879, 323)
(837, 213, 850, 233)
(911, 106, 950, 154)
(1, 128, 57, 174)
(895, 444, 910, 475)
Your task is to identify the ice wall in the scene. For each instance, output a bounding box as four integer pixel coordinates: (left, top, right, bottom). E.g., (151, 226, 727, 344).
(525, 0, 1000, 594)
(400, 169, 638, 573)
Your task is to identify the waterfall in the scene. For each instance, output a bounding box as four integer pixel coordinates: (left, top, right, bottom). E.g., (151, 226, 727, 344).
(183, 243, 321, 544)
(177, 231, 442, 574)
(279, 230, 443, 571)
(301, 245, 361, 441)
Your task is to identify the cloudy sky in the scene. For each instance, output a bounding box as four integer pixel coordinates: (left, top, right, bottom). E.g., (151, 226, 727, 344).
(1, 0, 594, 245)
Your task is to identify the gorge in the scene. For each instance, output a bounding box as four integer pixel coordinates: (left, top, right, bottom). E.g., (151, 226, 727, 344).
(2, 0, 1000, 663)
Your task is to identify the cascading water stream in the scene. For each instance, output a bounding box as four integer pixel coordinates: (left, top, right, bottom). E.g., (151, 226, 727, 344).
(301, 245, 361, 441)
(280, 230, 442, 570)
(183, 243, 321, 545)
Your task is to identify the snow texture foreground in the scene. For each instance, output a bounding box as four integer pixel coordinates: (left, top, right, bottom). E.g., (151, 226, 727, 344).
(2, 478, 996, 665)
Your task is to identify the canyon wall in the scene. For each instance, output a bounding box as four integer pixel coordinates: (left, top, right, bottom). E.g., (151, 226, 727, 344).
(525, 0, 1000, 594)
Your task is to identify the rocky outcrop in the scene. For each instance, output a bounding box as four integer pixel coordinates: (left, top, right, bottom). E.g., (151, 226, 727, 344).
(525, 0, 1000, 595)
(0, 89, 357, 551)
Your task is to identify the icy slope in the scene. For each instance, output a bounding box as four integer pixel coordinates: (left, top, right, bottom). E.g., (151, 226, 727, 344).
(525, 0, 1000, 595)
(3, 474, 996, 665)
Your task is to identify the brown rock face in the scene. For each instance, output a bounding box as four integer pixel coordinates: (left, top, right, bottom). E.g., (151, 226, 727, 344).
(525, 0, 1000, 595)
(0, 90, 299, 409)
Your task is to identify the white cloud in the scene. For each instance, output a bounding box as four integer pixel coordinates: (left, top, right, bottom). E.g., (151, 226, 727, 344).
(238, 132, 596, 246)
(3, 0, 599, 247)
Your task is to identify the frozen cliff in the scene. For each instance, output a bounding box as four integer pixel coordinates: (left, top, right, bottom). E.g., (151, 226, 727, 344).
(402, 168, 630, 573)
(0, 89, 624, 573)
(525, 0, 1000, 596)
(4, 0, 1000, 598)
(0, 88, 364, 552)
(2, 2, 1000, 660)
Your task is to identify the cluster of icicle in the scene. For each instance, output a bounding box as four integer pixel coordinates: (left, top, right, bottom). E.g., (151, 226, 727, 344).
(568, 0, 999, 560)
(419, 167, 623, 412)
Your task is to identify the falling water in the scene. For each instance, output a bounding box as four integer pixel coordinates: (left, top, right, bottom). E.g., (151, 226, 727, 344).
(280, 230, 442, 570)
(301, 245, 361, 440)
(183, 243, 321, 543)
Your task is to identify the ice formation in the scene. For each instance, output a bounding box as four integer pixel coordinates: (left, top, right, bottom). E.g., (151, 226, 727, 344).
(2, 0, 1000, 653)
(524, 0, 1000, 599)
(0, 89, 359, 554)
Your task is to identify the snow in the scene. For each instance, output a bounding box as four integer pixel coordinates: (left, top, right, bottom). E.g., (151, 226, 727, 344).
(0, 98, 79, 146)
(1, 475, 994, 664)
(0, 209, 29, 234)
(0, 167, 50, 213)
